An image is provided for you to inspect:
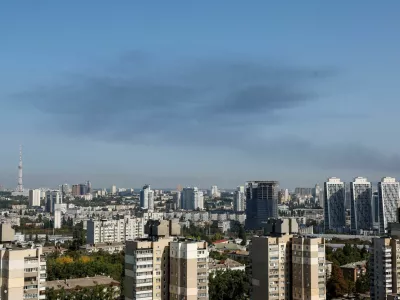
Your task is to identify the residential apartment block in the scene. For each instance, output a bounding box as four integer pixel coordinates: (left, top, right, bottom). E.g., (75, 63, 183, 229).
(324, 177, 346, 232)
(169, 240, 208, 300)
(370, 237, 400, 300)
(292, 237, 326, 299)
(87, 217, 146, 244)
(350, 177, 373, 232)
(0, 224, 47, 300)
(250, 221, 326, 300)
(378, 177, 400, 233)
(125, 220, 209, 300)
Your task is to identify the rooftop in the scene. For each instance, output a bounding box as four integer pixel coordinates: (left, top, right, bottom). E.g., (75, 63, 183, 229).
(209, 258, 245, 270)
(44, 276, 119, 290)
(340, 260, 367, 269)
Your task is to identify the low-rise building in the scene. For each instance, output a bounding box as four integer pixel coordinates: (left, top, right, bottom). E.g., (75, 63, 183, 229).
(208, 258, 245, 274)
(44, 276, 120, 298)
(340, 260, 367, 282)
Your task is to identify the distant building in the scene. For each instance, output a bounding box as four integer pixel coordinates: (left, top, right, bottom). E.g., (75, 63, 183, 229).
(324, 177, 345, 232)
(110, 185, 117, 195)
(140, 184, 154, 211)
(181, 187, 204, 210)
(295, 187, 313, 196)
(378, 177, 400, 233)
(350, 177, 372, 232)
(54, 204, 62, 229)
(45, 190, 62, 213)
(28, 189, 41, 207)
(245, 181, 279, 230)
(86, 217, 145, 244)
(211, 185, 220, 198)
(372, 191, 380, 231)
(233, 186, 245, 212)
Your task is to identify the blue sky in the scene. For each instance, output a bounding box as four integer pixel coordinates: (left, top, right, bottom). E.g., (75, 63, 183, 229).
(1, 1, 400, 189)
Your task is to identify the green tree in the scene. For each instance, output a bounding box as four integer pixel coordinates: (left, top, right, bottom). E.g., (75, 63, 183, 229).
(34, 234, 40, 243)
(327, 265, 348, 299)
(209, 269, 249, 300)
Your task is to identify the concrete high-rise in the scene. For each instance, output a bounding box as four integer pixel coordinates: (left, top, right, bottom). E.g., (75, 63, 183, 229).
(372, 191, 380, 230)
(45, 190, 62, 213)
(350, 177, 372, 232)
(378, 177, 400, 233)
(181, 187, 204, 210)
(140, 185, 154, 211)
(292, 237, 326, 299)
(233, 186, 245, 212)
(0, 224, 47, 300)
(210, 185, 219, 198)
(251, 230, 326, 300)
(169, 241, 209, 300)
(324, 177, 345, 232)
(124, 220, 208, 300)
(245, 181, 278, 230)
(370, 237, 400, 299)
(54, 208, 62, 229)
(251, 235, 293, 299)
(28, 189, 41, 207)
(111, 185, 117, 195)
(87, 217, 146, 244)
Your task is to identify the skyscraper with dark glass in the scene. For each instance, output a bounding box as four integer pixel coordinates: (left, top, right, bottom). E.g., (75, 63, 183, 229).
(245, 181, 279, 230)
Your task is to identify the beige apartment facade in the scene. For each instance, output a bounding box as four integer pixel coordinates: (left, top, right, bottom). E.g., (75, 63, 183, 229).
(370, 237, 400, 300)
(251, 232, 326, 300)
(292, 237, 326, 300)
(169, 241, 208, 300)
(251, 234, 293, 299)
(0, 246, 46, 300)
(125, 238, 172, 300)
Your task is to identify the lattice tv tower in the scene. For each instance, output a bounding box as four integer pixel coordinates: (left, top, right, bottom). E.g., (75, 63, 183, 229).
(16, 145, 24, 192)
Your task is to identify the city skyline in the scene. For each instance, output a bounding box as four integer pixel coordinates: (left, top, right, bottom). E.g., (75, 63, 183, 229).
(1, 2, 400, 188)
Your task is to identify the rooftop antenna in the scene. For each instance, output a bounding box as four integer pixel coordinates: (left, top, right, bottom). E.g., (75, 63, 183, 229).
(16, 145, 23, 192)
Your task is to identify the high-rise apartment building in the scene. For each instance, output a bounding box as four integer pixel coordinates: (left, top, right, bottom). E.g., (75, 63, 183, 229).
(370, 237, 400, 299)
(45, 190, 62, 213)
(292, 237, 326, 299)
(125, 220, 208, 300)
(111, 185, 117, 195)
(378, 177, 400, 233)
(169, 241, 209, 300)
(210, 185, 220, 198)
(28, 189, 41, 207)
(251, 231, 326, 300)
(245, 181, 279, 230)
(87, 217, 146, 244)
(140, 185, 155, 211)
(324, 177, 345, 232)
(295, 187, 313, 197)
(71, 184, 80, 197)
(60, 183, 71, 197)
(372, 191, 380, 230)
(233, 186, 245, 212)
(181, 187, 204, 210)
(125, 238, 171, 300)
(0, 225, 47, 300)
(54, 204, 62, 229)
(350, 177, 372, 232)
(251, 235, 293, 299)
